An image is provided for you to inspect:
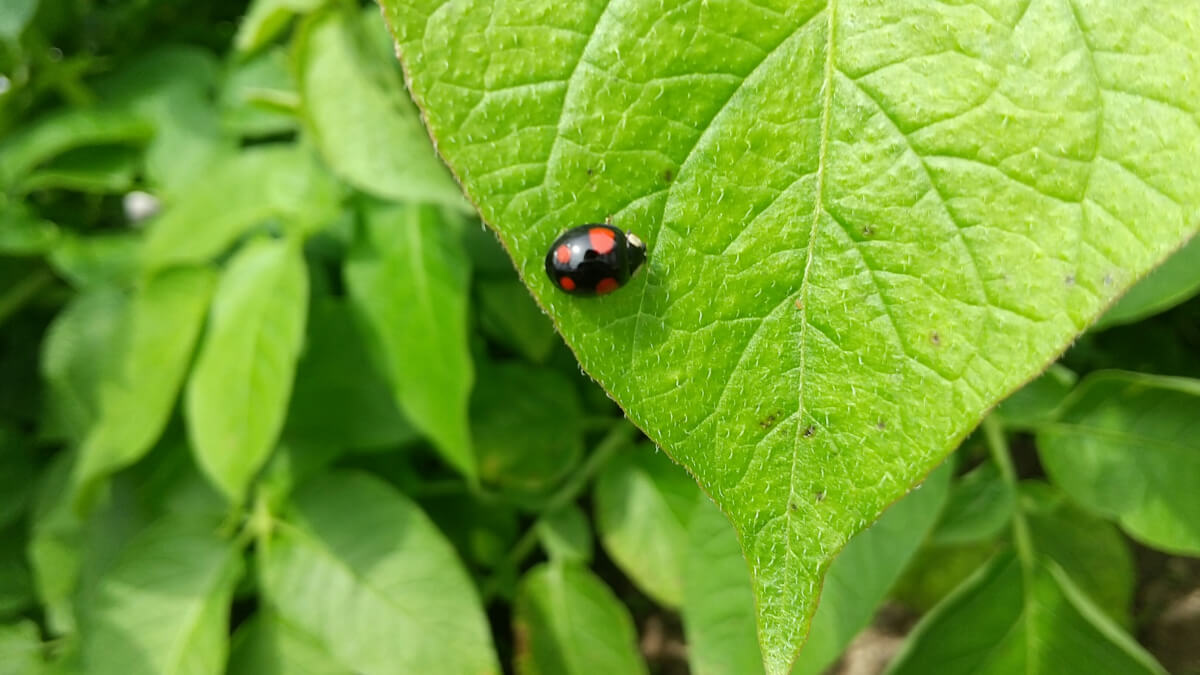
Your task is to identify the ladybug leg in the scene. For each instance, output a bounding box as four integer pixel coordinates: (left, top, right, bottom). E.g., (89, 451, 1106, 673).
(604, 214, 613, 225)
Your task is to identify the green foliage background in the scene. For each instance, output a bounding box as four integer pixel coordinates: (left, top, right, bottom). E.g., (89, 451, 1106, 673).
(0, 0, 1198, 674)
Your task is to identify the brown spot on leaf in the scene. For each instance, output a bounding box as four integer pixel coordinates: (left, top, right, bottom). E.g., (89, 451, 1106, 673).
(876, 419, 887, 430)
(663, 169, 673, 182)
(814, 490, 826, 503)
(795, 297, 804, 310)
(862, 226, 874, 237)
(759, 411, 781, 429)
(1065, 274, 1076, 286)
(803, 425, 816, 438)
(930, 331, 941, 346)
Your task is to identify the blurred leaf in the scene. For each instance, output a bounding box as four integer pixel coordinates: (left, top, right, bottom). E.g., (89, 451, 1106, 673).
(537, 504, 593, 564)
(0, 620, 43, 675)
(887, 555, 1163, 675)
(227, 612, 349, 675)
(72, 266, 216, 509)
(0, 427, 34, 529)
(478, 279, 557, 363)
(283, 296, 416, 451)
(297, 8, 465, 209)
(681, 496, 761, 675)
(0, 0, 38, 40)
(40, 287, 128, 444)
(81, 518, 242, 675)
(0, 203, 59, 256)
(95, 46, 230, 194)
(346, 202, 474, 479)
(19, 145, 139, 194)
(514, 562, 647, 675)
(0, 108, 151, 189)
(470, 361, 582, 501)
(187, 238, 308, 504)
(1022, 482, 1135, 629)
(220, 47, 298, 139)
(682, 462, 951, 675)
(235, 0, 326, 54)
(929, 462, 1015, 546)
(995, 363, 1077, 429)
(889, 540, 1000, 614)
(48, 233, 142, 290)
(259, 471, 499, 674)
(27, 454, 81, 636)
(1096, 236, 1200, 329)
(421, 489, 519, 570)
(0, 526, 34, 618)
(142, 145, 340, 268)
(1037, 371, 1200, 554)
(595, 445, 699, 608)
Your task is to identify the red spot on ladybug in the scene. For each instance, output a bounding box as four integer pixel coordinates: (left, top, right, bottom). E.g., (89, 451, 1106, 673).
(596, 278, 619, 295)
(544, 224, 647, 297)
(588, 227, 616, 255)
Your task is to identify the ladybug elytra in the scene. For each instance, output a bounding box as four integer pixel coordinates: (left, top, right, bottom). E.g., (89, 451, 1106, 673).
(544, 224, 647, 296)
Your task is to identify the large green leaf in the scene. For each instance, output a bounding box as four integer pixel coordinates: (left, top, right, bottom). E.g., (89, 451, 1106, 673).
(345, 202, 475, 479)
(72, 266, 216, 510)
(513, 562, 647, 675)
(380, 3, 1200, 669)
(0, 619, 43, 675)
(887, 554, 1163, 675)
(1037, 370, 1200, 554)
(186, 238, 308, 504)
(1095, 232, 1200, 329)
(227, 612, 349, 675)
(80, 518, 242, 675)
(258, 471, 499, 674)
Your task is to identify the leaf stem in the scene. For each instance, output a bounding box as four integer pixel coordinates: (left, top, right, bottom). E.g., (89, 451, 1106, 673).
(981, 416, 1035, 571)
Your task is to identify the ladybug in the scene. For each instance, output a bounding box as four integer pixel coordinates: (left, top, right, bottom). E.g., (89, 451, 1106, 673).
(545, 224, 647, 296)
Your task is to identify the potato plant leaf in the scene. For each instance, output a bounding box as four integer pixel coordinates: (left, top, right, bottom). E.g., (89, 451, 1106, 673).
(379, 1, 1200, 670)
(186, 238, 308, 504)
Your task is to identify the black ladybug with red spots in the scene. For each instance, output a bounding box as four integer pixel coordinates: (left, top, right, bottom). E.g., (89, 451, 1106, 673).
(545, 224, 647, 296)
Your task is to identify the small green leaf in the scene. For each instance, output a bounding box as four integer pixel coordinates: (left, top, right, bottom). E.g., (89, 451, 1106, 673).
(235, 0, 326, 54)
(470, 361, 582, 500)
(0, 525, 35, 617)
(0, 619, 44, 675)
(681, 496, 763, 675)
(48, 233, 142, 290)
(40, 288, 128, 445)
(297, 8, 465, 209)
(0, 203, 59, 256)
(1096, 236, 1200, 329)
(283, 296, 416, 451)
(187, 239, 308, 504)
(380, 2, 1200, 667)
(594, 445, 699, 607)
(227, 612, 349, 675)
(259, 471, 499, 674)
(72, 266, 216, 510)
(81, 518, 242, 675)
(0, 428, 34, 529)
(142, 146, 340, 268)
(419, 489, 520, 569)
(994, 364, 1078, 430)
(220, 47, 299, 139)
(18, 146, 140, 194)
(478, 279, 558, 363)
(929, 462, 1015, 546)
(0, 108, 151, 188)
(346, 202, 475, 479)
(537, 505, 593, 564)
(1037, 371, 1200, 554)
(887, 555, 1163, 675)
(0, 0, 38, 40)
(1023, 481, 1135, 629)
(27, 454, 82, 636)
(514, 562, 647, 675)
